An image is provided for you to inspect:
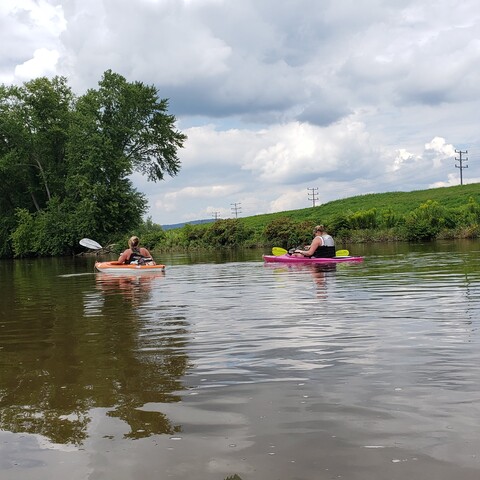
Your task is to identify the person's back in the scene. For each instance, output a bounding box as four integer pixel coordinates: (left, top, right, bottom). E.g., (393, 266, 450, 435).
(128, 247, 151, 265)
(118, 236, 156, 265)
(312, 226, 335, 258)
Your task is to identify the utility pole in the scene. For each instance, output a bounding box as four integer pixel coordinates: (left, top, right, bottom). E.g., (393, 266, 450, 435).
(455, 149, 468, 185)
(212, 211, 220, 221)
(307, 187, 319, 207)
(231, 202, 242, 218)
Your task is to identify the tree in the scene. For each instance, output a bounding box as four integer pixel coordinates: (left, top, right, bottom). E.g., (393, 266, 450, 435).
(0, 77, 73, 207)
(0, 77, 73, 255)
(97, 70, 185, 181)
(64, 70, 186, 246)
(0, 71, 187, 257)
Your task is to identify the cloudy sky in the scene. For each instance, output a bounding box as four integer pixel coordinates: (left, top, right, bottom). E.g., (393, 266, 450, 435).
(2, 0, 480, 225)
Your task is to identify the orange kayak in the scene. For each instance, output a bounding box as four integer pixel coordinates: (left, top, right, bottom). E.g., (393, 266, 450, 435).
(95, 261, 166, 273)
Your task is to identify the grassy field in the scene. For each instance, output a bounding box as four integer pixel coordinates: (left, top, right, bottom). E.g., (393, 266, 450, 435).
(240, 183, 480, 232)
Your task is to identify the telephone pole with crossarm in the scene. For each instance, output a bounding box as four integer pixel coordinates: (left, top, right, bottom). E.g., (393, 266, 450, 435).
(455, 149, 468, 185)
(307, 187, 319, 207)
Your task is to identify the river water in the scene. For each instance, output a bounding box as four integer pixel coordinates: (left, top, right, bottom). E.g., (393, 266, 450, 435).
(1, 241, 480, 480)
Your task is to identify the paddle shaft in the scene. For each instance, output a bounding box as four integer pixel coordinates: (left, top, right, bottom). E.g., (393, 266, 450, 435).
(272, 246, 349, 257)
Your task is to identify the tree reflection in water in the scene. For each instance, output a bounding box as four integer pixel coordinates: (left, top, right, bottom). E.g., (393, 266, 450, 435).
(0, 268, 188, 445)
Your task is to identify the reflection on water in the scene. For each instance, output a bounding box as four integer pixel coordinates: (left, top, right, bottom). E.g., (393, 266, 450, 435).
(87, 271, 166, 314)
(264, 262, 338, 300)
(0, 263, 185, 447)
(2, 242, 480, 479)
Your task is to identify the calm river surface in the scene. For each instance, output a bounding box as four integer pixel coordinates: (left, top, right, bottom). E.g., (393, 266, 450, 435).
(1, 241, 480, 480)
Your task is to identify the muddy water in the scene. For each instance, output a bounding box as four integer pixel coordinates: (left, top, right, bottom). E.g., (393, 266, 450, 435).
(1, 241, 480, 479)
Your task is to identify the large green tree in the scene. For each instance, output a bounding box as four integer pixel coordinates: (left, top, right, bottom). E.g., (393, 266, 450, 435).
(0, 77, 73, 211)
(0, 71, 186, 257)
(0, 77, 73, 256)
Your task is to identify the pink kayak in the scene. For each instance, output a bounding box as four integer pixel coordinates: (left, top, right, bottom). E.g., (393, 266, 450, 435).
(263, 254, 364, 264)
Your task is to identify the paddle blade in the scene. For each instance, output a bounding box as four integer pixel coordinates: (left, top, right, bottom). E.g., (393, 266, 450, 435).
(336, 249, 349, 257)
(272, 247, 288, 256)
(80, 238, 103, 250)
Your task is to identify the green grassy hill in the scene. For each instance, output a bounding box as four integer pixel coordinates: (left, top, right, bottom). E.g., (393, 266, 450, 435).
(241, 183, 480, 232)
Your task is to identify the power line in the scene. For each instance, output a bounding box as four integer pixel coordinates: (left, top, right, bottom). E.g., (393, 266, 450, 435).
(212, 211, 221, 221)
(455, 149, 468, 185)
(307, 187, 319, 207)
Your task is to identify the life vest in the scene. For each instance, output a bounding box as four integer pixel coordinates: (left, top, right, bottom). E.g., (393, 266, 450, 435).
(126, 248, 151, 265)
(312, 234, 336, 258)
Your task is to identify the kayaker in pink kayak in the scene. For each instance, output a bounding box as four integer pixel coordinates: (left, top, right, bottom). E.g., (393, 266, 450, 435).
(118, 236, 156, 265)
(291, 225, 336, 258)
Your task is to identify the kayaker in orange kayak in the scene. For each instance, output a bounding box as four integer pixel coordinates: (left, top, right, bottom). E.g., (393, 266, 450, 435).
(118, 236, 156, 265)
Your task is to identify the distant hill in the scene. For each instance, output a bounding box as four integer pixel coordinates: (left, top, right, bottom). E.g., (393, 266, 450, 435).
(162, 218, 215, 230)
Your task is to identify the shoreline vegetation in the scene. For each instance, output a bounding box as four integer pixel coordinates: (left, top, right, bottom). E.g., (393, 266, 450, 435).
(5, 183, 480, 259)
(145, 183, 480, 254)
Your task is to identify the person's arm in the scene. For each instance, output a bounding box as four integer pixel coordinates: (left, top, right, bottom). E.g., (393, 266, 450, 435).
(140, 248, 156, 264)
(117, 249, 131, 264)
(295, 237, 323, 256)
